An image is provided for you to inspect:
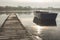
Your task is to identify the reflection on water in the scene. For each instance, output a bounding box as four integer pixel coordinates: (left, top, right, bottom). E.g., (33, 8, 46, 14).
(32, 25, 44, 34)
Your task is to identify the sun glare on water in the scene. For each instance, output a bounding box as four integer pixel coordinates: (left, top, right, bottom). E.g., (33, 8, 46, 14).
(32, 25, 48, 34)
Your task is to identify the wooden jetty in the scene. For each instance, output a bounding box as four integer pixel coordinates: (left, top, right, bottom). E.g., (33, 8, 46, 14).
(0, 13, 33, 40)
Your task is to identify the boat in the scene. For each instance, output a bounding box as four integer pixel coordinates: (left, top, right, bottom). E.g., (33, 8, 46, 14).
(33, 10, 58, 26)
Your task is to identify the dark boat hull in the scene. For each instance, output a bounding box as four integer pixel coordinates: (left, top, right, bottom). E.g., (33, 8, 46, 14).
(33, 11, 57, 26)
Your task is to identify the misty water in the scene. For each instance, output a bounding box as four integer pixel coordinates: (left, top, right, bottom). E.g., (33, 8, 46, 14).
(0, 10, 60, 40)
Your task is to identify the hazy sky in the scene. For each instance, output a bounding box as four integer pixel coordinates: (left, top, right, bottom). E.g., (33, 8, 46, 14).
(0, 0, 60, 8)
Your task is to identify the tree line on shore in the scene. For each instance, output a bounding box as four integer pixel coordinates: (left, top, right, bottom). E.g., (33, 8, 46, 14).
(0, 6, 60, 11)
(0, 6, 32, 11)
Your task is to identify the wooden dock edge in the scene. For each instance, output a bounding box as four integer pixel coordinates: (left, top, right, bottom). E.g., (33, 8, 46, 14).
(0, 14, 10, 32)
(16, 14, 26, 30)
